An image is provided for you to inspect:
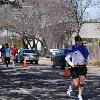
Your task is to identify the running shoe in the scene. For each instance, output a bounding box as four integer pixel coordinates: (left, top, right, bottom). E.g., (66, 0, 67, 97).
(77, 95, 83, 100)
(67, 86, 73, 96)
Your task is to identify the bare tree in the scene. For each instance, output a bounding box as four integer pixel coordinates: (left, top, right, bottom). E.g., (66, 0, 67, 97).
(0, 0, 41, 48)
(72, 0, 91, 33)
(0, 0, 92, 55)
(37, 0, 78, 50)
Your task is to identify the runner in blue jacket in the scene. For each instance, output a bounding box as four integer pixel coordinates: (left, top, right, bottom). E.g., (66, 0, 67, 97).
(4, 43, 11, 67)
(65, 35, 89, 100)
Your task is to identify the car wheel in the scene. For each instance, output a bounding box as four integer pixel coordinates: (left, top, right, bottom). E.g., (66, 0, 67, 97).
(60, 61, 65, 69)
(51, 57, 53, 61)
(30, 61, 33, 64)
(21, 60, 23, 63)
(35, 61, 38, 64)
(51, 64, 55, 68)
(15, 58, 18, 63)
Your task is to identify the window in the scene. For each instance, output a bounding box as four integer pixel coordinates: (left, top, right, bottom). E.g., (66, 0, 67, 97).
(23, 50, 35, 53)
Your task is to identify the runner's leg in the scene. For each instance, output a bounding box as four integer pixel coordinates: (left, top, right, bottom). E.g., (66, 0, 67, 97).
(78, 75, 86, 96)
(5, 57, 8, 67)
(67, 67, 79, 96)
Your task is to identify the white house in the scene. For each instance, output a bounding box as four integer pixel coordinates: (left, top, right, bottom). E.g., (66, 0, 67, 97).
(79, 22, 100, 39)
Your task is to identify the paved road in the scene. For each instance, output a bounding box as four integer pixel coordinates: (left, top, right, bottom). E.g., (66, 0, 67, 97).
(0, 58, 100, 100)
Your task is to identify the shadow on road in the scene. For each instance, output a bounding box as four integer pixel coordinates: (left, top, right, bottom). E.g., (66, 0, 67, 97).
(0, 64, 100, 100)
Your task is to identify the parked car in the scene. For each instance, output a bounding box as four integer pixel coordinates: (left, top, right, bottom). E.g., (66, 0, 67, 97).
(15, 49, 39, 64)
(46, 49, 59, 58)
(51, 48, 72, 69)
(0, 45, 2, 58)
(46, 51, 52, 58)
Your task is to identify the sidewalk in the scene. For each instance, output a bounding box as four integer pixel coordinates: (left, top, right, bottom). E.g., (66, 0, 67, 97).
(87, 65, 100, 76)
(83, 65, 100, 100)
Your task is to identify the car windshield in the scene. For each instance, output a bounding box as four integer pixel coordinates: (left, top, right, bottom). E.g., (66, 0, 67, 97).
(57, 48, 72, 55)
(23, 50, 35, 53)
(57, 49, 64, 54)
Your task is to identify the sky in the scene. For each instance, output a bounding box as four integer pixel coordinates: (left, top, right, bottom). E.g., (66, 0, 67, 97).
(83, 0, 100, 21)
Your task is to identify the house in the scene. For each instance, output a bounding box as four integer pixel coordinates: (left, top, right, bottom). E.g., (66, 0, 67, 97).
(79, 22, 100, 61)
(79, 22, 100, 39)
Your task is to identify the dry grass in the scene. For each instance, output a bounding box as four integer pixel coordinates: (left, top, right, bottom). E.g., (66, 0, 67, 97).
(92, 61, 100, 67)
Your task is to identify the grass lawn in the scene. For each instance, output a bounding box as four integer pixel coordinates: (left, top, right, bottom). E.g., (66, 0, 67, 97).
(92, 61, 100, 67)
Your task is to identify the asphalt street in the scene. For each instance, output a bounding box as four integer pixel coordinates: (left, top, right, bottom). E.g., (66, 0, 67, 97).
(0, 57, 100, 100)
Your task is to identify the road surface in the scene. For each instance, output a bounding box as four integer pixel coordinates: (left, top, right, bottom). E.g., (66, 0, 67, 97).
(0, 57, 100, 100)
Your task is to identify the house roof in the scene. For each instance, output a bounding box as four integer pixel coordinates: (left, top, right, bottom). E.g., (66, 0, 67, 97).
(79, 22, 100, 39)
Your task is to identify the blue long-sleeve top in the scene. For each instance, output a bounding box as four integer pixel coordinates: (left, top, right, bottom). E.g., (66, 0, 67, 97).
(72, 44, 89, 60)
(65, 44, 89, 66)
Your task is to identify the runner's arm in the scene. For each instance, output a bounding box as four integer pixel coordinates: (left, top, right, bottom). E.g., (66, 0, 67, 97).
(65, 53, 75, 68)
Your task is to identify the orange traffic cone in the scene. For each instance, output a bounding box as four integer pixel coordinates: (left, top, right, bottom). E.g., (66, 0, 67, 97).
(23, 57, 28, 67)
(64, 66, 70, 77)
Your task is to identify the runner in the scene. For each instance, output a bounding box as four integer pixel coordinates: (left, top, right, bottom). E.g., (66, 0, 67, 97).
(11, 44, 18, 57)
(11, 44, 18, 62)
(4, 43, 11, 67)
(0, 44, 5, 63)
(65, 35, 89, 100)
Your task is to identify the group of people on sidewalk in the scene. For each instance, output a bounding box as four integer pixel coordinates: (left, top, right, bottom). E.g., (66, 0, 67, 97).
(0, 43, 18, 67)
(65, 35, 89, 100)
